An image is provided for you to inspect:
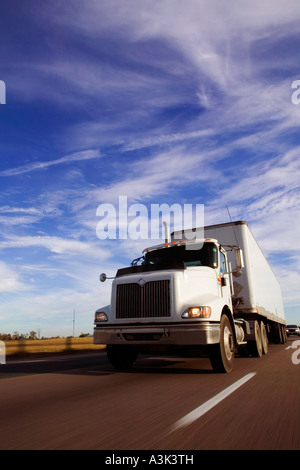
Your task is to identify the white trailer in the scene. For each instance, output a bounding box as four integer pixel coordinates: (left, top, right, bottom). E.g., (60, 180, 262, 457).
(94, 220, 286, 372)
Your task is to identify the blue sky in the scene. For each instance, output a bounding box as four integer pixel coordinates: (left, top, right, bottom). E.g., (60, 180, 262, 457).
(1, 0, 300, 337)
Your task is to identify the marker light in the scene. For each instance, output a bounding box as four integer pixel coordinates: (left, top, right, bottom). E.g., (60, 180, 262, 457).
(181, 306, 211, 318)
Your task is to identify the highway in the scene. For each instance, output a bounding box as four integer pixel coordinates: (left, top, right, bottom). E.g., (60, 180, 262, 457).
(0, 338, 299, 451)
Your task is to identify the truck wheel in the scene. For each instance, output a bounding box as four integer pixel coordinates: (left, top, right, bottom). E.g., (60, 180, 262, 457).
(281, 325, 287, 344)
(249, 320, 263, 357)
(209, 315, 234, 373)
(271, 323, 282, 344)
(106, 345, 138, 370)
(260, 321, 268, 355)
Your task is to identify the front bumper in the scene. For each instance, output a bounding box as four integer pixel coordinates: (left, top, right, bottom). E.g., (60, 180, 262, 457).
(94, 323, 221, 346)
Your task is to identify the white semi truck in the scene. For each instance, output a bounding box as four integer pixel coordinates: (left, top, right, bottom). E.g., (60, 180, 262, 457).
(94, 221, 286, 372)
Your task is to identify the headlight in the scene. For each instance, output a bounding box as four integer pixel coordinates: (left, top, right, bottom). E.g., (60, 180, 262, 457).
(94, 311, 108, 322)
(181, 306, 211, 318)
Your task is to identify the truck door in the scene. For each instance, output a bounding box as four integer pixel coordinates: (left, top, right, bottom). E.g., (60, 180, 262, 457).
(219, 249, 232, 304)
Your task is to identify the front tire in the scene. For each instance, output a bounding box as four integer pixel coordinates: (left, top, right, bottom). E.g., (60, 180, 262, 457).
(209, 315, 234, 373)
(106, 345, 138, 370)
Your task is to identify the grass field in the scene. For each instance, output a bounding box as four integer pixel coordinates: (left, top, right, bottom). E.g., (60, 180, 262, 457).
(4, 337, 105, 357)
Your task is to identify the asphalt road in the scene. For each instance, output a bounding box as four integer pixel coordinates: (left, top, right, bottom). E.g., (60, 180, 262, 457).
(0, 338, 299, 451)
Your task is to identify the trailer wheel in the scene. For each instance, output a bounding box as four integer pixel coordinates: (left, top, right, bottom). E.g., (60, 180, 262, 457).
(260, 321, 268, 354)
(106, 345, 138, 370)
(209, 315, 234, 373)
(249, 320, 263, 357)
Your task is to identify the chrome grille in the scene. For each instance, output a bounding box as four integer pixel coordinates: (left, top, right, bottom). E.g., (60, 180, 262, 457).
(116, 280, 170, 319)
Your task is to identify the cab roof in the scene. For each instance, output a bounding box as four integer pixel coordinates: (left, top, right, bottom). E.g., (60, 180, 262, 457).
(143, 238, 218, 253)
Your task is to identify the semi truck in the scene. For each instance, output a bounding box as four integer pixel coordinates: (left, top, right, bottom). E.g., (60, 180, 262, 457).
(94, 220, 286, 372)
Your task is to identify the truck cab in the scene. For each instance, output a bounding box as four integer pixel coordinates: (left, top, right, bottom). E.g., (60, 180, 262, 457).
(94, 236, 243, 372)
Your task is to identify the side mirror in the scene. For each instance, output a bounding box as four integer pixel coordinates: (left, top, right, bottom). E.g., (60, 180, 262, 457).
(99, 273, 107, 282)
(235, 248, 244, 270)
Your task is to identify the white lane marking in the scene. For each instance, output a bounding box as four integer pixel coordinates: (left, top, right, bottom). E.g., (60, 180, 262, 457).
(170, 372, 256, 432)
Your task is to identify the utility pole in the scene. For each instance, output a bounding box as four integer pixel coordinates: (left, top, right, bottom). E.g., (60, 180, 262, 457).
(73, 309, 75, 337)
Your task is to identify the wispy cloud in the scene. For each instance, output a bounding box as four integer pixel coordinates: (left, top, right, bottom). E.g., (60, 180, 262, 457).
(0, 234, 109, 259)
(122, 129, 215, 152)
(0, 262, 24, 293)
(0, 149, 101, 177)
(73, 145, 220, 213)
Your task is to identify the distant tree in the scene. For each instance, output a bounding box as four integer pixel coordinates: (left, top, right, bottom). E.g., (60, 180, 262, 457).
(0, 333, 12, 340)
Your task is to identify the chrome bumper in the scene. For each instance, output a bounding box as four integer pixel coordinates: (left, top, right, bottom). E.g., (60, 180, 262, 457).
(94, 323, 220, 346)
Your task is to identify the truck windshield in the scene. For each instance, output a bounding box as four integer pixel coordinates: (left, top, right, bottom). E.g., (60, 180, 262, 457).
(144, 242, 218, 269)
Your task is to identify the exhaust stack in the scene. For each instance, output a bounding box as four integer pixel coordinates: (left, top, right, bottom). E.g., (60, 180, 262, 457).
(163, 221, 170, 243)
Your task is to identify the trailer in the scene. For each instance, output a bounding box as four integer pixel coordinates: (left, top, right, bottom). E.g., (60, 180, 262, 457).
(94, 220, 286, 372)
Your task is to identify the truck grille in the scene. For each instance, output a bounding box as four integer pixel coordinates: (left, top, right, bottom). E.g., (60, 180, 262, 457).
(116, 280, 170, 319)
